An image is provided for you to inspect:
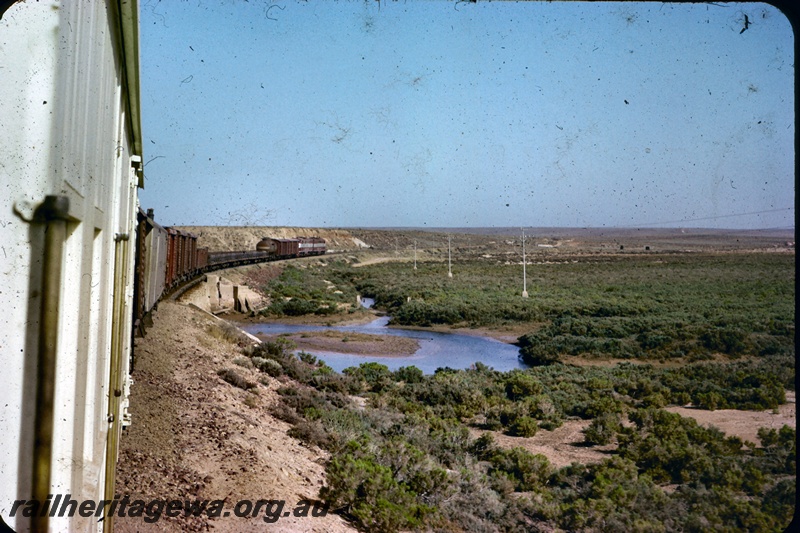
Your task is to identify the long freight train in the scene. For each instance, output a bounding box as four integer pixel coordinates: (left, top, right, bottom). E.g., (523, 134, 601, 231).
(133, 207, 325, 336)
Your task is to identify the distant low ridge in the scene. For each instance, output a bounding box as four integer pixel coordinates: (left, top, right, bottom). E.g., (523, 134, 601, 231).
(174, 226, 794, 255)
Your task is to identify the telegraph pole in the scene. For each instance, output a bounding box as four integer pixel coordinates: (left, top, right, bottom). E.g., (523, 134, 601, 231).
(414, 240, 417, 270)
(522, 228, 529, 298)
(447, 235, 453, 278)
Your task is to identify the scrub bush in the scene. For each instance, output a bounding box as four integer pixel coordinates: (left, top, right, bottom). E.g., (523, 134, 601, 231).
(217, 368, 256, 390)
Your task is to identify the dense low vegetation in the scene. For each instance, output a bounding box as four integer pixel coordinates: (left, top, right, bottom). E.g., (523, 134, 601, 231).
(242, 338, 795, 532)
(258, 262, 360, 316)
(248, 251, 795, 530)
(259, 253, 794, 364)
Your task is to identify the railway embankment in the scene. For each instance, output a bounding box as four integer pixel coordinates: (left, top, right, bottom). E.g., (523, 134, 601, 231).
(114, 301, 356, 533)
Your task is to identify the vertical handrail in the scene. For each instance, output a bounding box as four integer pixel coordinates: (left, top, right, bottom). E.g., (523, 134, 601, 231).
(31, 196, 69, 533)
(102, 230, 129, 533)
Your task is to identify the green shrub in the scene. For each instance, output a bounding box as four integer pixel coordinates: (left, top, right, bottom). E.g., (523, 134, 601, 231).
(504, 371, 543, 400)
(252, 356, 283, 377)
(583, 413, 620, 445)
(288, 420, 331, 449)
(393, 365, 424, 384)
(321, 442, 437, 532)
(254, 337, 296, 358)
(700, 326, 751, 355)
(344, 362, 393, 392)
(232, 356, 254, 368)
(509, 416, 538, 437)
(487, 447, 551, 492)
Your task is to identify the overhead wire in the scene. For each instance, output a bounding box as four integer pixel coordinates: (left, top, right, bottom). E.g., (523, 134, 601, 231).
(623, 207, 794, 228)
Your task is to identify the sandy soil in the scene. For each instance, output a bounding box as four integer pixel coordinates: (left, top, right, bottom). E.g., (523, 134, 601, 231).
(665, 391, 796, 444)
(469, 392, 796, 472)
(390, 322, 534, 344)
(349, 254, 436, 268)
(470, 393, 796, 471)
(114, 302, 356, 533)
(469, 420, 617, 469)
(256, 330, 420, 357)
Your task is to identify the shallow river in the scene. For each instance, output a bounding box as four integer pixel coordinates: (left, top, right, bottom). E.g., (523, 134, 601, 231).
(240, 311, 528, 375)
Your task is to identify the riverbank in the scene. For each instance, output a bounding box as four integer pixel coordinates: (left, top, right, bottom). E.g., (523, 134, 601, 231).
(389, 321, 532, 344)
(241, 307, 530, 346)
(238, 308, 381, 327)
(255, 329, 421, 357)
(239, 313, 527, 375)
(240, 304, 527, 364)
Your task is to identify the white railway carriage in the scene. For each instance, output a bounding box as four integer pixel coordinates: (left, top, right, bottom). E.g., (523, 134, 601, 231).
(0, 1, 143, 532)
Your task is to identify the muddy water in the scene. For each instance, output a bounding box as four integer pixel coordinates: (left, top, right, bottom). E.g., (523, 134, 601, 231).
(241, 316, 528, 374)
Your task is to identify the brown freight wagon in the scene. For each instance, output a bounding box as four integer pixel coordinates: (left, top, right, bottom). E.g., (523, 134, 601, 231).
(196, 247, 209, 270)
(166, 228, 179, 287)
(272, 238, 300, 257)
(185, 232, 197, 274)
(166, 228, 198, 286)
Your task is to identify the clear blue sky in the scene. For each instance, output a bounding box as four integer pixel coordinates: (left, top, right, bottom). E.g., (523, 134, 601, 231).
(138, 1, 794, 229)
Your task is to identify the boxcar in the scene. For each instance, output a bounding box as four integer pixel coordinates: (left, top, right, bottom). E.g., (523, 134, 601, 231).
(197, 247, 209, 270)
(166, 228, 180, 288)
(274, 238, 301, 257)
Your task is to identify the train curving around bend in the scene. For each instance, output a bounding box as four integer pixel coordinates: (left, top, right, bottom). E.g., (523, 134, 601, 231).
(0, 2, 323, 531)
(133, 208, 325, 336)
